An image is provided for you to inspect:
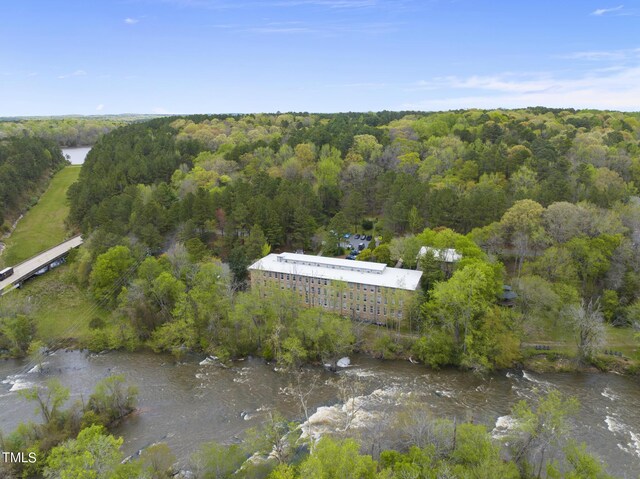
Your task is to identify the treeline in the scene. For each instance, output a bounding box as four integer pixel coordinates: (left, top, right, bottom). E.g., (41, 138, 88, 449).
(68, 109, 640, 252)
(0, 136, 67, 230)
(2, 384, 618, 478)
(0, 115, 163, 147)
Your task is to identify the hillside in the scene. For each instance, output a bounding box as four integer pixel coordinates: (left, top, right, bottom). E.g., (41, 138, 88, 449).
(1, 165, 81, 267)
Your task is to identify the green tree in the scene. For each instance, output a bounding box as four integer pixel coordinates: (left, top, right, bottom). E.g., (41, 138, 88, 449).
(20, 379, 70, 426)
(89, 245, 135, 306)
(451, 423, 520, 479)
(44, 425, 123, 479)
(509, 390, 580, 478)
(423, 261, 502, 363)
(298, 437, 377, 479)
(246, 224, 268, 261)
(343, 191, 365, 231)
(372, 244, 391, 265)
(191, 441, 247, 479)
(139, 443, 176, 479)
(407, 205, 423, 234)
(0, 314, 35, 357)
(499, 199, 547, 277)
(547, 441, 614, 479)
(84, 375, 138, 427)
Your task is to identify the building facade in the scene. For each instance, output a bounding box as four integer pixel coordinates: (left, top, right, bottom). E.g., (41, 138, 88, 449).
(248, 253, 423, 324)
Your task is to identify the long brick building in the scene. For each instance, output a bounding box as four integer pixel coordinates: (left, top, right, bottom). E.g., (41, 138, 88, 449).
(248, 252, 423, 324)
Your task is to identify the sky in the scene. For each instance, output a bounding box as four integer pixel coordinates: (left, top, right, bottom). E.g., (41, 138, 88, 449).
(1, 0, 640, 116)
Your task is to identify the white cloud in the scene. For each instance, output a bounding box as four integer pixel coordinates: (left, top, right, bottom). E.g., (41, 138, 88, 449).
(124, 17, 139, 24)
(96, 104, 104, 111)
(591, 5, 624, 15)
(403, 66, 640, 111)
(57, 70, 87, 79)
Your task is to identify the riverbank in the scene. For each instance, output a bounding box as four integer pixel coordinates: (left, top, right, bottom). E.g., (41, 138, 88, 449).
(1, 166, 81, 267)
(1, 264, 638, 376)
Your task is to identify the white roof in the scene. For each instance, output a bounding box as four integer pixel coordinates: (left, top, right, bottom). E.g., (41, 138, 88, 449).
(249, 252, 422, 291)
(417, 246, 462, 263)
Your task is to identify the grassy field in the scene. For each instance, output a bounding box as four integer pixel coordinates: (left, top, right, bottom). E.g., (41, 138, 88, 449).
(1, 166, 81, 267)
(0, 264, 108, 345)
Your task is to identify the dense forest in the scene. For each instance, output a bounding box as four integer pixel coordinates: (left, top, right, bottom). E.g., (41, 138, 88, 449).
(0, 115, 162, 147)
(59, 109, 640, 371)
(0, 137, 67, 230)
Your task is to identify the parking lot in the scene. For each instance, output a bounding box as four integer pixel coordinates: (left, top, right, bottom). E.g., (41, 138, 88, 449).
(340, 233, 374, 258)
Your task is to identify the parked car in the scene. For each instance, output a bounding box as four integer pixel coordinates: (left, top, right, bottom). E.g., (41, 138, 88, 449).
(354, 234, 360, 239)
(358, 243, 365, 251)
(344, 233, 351, 239)
(366, 235, 373, 241)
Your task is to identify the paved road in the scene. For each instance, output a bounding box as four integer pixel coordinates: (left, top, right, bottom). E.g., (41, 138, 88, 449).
(0, 235, 83, 293)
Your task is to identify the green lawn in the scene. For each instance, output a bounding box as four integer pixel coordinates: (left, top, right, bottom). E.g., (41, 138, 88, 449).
(1, 166, 81, 267)
(2, 264, 108, 344)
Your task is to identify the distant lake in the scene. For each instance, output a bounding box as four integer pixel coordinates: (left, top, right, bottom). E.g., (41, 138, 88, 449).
(62, 146, 91, 165)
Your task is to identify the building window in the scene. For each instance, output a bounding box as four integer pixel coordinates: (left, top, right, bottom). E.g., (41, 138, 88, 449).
(280, 273, 284, 279)
(370, 305, 373, 313)
(356, 305, 360, 311)
(364, 295, 367, 302)
(357, 283, 360, 290)
(311, 287, 315, 294)
(324, 279, 327, 285)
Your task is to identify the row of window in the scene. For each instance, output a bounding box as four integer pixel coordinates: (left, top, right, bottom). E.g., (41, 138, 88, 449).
(260, 271, 383, 292)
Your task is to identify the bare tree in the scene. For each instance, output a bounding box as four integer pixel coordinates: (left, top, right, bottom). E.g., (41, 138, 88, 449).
(567, 299, 605, 361)
(283, 369, 318, 444)
(335, 375, 365, 432)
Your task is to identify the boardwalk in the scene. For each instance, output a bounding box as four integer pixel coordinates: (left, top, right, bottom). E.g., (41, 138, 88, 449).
(0, 235, 83, 294)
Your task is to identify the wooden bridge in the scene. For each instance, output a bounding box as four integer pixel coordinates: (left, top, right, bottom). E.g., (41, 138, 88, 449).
(0, 235, 83, 295)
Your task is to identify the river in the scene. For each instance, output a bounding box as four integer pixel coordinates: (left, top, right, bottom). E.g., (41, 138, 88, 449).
(1, 351, 638, 477)
(61, 146, 91, 165)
